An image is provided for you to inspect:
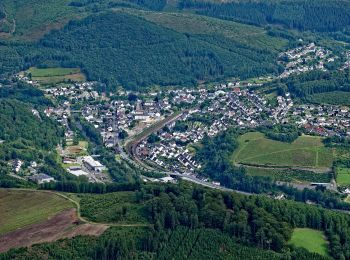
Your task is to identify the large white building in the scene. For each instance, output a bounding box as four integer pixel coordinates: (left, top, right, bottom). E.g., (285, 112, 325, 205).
(82, 156, 106, 173)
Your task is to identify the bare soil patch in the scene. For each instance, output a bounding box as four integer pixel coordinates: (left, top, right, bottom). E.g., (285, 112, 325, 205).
(0, 208, 107, 253)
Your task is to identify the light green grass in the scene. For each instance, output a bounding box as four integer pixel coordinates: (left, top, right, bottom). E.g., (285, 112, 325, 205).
(289, 228, 328, 256)
(26, 67, 86, 84)
(28, 67, 80, 77)
(0, 189, 74, 235)
(232, 132, 333, 168)
(337, 168, 350, 186)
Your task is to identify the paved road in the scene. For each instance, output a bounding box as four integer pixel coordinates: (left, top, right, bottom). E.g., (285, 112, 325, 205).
(118, 112, 254, 196)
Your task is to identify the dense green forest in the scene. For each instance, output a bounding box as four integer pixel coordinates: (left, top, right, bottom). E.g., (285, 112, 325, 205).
(1, 226, 319, 259)
(0, 99, 63, 154)
(0, 83, 81, 187)
(259, 124, 301, 143)
(35, 11, 281, 90)
(3, 182, 350, 258)
(179, 0, 350, 33)
(289, 70, 350, 98)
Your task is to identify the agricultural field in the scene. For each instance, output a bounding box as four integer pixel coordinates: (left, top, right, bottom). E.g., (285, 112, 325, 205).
(308, 91, 350, 106)
(289, 228, 329, 256)
(232, 132, 334, 168)
(26, 67, 86, 84)
(0, 189, 74, 235)
(336, 168, 350, 186)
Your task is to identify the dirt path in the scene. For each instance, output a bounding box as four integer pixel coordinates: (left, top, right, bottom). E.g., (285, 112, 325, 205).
(0, 208, 107, 253)
(10, 188, 151, 228)
(0, 189, 151, 253)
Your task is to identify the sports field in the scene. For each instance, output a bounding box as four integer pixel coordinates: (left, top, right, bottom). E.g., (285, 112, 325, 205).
(0, 189, 73, 235)
(289, 228, 328, 256)
(336, 168, 350, 186)
(232, 132, 333, 168)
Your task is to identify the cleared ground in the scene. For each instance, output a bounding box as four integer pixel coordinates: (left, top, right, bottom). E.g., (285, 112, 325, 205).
(0, 208, 107, 253)
(0, 189, 73, 235)
(27, 67, 86, 84)
(65, 141, 89, 157)
(232, 132, 333, 168)
(289, 228, 328, 256)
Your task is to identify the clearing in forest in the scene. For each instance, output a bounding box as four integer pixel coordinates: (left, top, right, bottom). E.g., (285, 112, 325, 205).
(0, 189, 108, 253)
(0, 189, 74, 235)
(289, 228, 329, 256)
(336, 168, 350, 186)
(26, 67, 86, 84)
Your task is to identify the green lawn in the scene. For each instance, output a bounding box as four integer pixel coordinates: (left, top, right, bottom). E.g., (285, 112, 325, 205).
(336, 168, 350, 186)
(289, 228, 328, 256)
(232, 132, 333, 168)
(0, 189, 74, 235)
(26, 67, 86, 84)
(28, 67, 80, 77)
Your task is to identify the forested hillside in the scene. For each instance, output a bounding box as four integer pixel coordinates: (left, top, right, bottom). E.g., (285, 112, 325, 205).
(278, 69, 350, 98)
(2, 182, 350, 258)
(179, 0, 350, 32)
(0, 84, 68, 187)
(37, 11, 282, 89)
(0, 99, 62, 149)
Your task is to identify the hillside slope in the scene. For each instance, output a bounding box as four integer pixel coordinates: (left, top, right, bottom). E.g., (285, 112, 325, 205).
(36, 11, 285, 89)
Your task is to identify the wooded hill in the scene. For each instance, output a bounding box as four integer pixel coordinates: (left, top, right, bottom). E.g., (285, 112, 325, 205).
(2, 181, 350, 259)
(179, 0, 350, 33)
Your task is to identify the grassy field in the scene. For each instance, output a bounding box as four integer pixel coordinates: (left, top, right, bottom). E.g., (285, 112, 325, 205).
(232, 132, 334, 168)
(27, 67, 86, 84)
(336, 168, 350, 186)
(308, 91, 350, 106)
(289, 228, 329, 256)
(0, 189, 74, 235)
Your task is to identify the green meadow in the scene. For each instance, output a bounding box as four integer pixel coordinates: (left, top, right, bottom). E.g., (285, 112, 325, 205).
(336, 168, 350, 186)
(289, 228, 329, 256)
(232, 132, 333, 168)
